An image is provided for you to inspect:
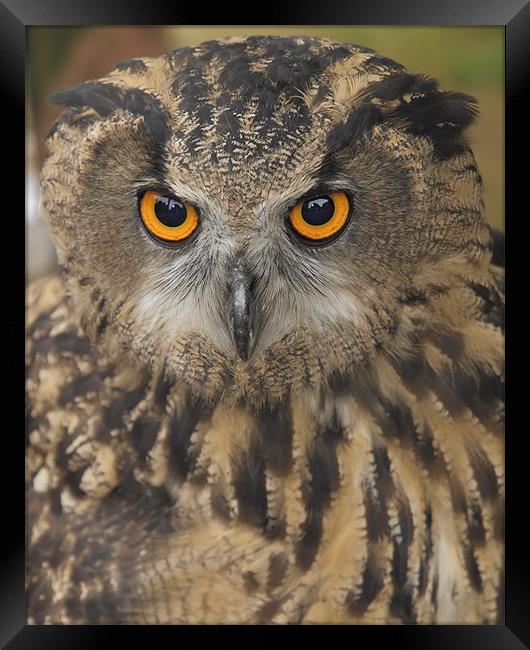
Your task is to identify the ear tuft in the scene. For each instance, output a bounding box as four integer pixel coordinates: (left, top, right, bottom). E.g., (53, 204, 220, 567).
(49, 82, 124, 116)
(387, 76, 479, 160)
(49, 82, 170, 142)
(364, 73, 479, 160)
(396, 89, 478, 160)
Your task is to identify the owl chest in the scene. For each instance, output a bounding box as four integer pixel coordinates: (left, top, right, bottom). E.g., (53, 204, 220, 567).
(27, 330, 502, 623)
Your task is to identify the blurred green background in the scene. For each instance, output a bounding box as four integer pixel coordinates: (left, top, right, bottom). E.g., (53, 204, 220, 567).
(27, 27, 503, 281)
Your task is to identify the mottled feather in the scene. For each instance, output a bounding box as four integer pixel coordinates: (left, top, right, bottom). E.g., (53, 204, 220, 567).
(28, 36, 503, 624)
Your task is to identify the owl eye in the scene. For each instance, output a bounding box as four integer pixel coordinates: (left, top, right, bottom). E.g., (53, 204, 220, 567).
(139, 190, 199, 242)
(289, 191, 351, 242)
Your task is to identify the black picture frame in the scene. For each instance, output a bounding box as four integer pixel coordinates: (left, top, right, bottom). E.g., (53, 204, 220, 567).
(8, 0, 528, 647)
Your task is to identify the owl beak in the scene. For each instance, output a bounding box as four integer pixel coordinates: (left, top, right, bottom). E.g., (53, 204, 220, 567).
(228, 262, 255, 361)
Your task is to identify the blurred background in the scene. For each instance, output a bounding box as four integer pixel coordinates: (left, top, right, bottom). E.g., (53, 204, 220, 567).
(27, 26, 504, 283)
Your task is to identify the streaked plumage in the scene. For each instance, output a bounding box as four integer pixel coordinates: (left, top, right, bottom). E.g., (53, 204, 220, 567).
(26, 35, 504, 624)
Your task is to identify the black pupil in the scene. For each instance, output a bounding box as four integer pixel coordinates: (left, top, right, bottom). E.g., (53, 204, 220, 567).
(301, 196, 335, 226)
(154, 195, 187, 227)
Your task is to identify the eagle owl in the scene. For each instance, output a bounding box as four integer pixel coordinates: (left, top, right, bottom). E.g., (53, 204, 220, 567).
(26, 35, 504, 624)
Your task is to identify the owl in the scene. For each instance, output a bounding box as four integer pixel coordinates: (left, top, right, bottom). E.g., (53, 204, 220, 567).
(26, 35, 504, 624)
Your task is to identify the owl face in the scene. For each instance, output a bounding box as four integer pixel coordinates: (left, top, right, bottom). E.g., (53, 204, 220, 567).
(41, 36, 488, 405)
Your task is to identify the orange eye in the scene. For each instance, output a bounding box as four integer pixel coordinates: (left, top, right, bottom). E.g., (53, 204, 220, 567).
(289, 191, 351, 242)
(139, 190, 199, 242)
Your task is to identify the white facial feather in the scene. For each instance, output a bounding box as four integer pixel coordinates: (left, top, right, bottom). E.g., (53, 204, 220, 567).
(133, 189, 364, 359)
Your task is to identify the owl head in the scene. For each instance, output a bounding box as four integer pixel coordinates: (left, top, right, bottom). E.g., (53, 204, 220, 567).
(41, 35, 491, 407)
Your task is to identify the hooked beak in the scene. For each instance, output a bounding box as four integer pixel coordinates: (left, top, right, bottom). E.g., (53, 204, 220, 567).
(228, 261, 255, 361)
